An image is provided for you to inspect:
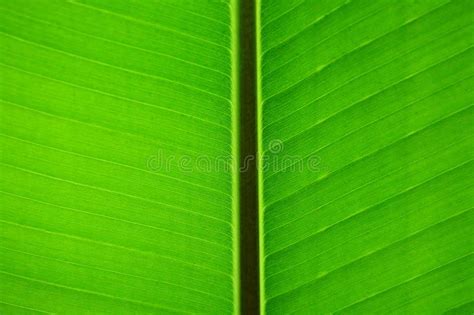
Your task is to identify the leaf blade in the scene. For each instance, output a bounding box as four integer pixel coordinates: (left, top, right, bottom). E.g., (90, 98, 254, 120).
(0, 0, 239, 313)
(258, 0, 474, 313)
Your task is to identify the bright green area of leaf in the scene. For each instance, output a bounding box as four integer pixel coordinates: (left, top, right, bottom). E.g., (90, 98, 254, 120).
(2, 0, 473, 313)
(0, 0, 240, 313)
(257, 0, 474, 313)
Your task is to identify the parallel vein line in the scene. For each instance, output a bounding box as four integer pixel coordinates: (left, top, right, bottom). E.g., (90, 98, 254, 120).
(0, 162, 231, 226)
(264, 104, 472, 208)
(260, 1, 305, 29)
(385, 278, 474, 314)
(0, 270, 186, 313)
(333, 254, 473, 313)
(67, 0, 231, 52)
(0, 219, 232, 279)
(0, 132, 232, 197)
(266, 208, 472, 303)
(0, 190, 231, 249)
(263, 52, 472, 169)
(264, 63, 472, 166)
(159, 3, 230, 27)
(443, 301, 474, 314)
(262, 1, 452, 101)
(265, 159, 472, 260)
(0, 245, 233, 304)
(264, 72, 471, 158)
(262, 0, 450, 78)
(265, 134, 471, 235)
(0, 7, 231, 79)
(0, 31, 230, 101)
(0, 302, 51, 314)
(0, 63, 231, 130)
(0, 98, 231, 159)
(263, 24, 472, 135)
(262, 0, 353, 55)
(261, 1, 385, 70)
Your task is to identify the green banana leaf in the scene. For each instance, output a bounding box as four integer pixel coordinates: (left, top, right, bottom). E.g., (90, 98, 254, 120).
(1, 0, 473, 314)
(257, 0, 473, 313)
(0, 0, 240, 313)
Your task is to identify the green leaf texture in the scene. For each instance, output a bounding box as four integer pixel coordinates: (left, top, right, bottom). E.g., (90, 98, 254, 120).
(257, 0, 473, 313)
(0, 0, 239, 313)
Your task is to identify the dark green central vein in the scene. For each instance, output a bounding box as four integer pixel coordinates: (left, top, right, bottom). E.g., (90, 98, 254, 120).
(238, 0, 260, 314)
